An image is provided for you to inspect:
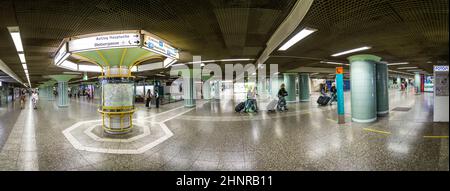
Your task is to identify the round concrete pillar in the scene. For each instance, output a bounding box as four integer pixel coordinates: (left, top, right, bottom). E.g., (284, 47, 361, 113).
(298, 73, 310, 102)
(49, 75, 78, 107)
(283, 73, 297, 102)
(348, 54, 381, 123)
(414, 72, 421, 94)
(184, 77, 196, 107)
(376, 62, 389, 116)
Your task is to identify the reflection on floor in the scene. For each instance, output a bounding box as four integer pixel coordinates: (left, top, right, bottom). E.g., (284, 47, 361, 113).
(0, 89, 448, 171)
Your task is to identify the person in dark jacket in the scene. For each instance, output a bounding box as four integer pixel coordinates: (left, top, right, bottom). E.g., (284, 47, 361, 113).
(329, 83, 337, 105)
(277, 84, 288, 111)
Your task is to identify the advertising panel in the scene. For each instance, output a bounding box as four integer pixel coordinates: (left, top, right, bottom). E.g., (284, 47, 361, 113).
(103, 83, 134, 107)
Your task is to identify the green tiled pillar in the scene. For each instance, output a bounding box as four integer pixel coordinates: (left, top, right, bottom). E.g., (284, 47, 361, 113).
(414, 72, 421, 95)
(270, 75, 282, 98)
(46, 81, 56, 101)
(298, 73, 310, 102)
(184, 76, 196, 107)
(58, 82, 68, 107)
(94, 84, 101, 99)
(376, 62, 389, 116)
(348, 54, 381, 123)
(49, 75, 77, 107)
(283, 73, 297, 102)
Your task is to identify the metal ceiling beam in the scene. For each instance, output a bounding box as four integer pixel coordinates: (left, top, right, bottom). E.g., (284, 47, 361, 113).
(0, 59, 25, 86)
(255, 0, 314, 66)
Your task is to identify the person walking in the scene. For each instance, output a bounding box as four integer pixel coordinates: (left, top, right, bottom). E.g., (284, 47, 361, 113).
(31, 90, 39, 109)
(277, 84, 288, 111)
(145, 89, 152, 109)
(20, 91, 26, 109)
(154, 89, 160, 108)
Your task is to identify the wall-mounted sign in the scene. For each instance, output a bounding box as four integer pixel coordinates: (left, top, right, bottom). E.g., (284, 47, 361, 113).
(143, 35, 179, 59)
(434, 65, 449, 72)
(68, 33, 141, 52)
(434, 65, 449, 96)
(54, 42, 69, 65)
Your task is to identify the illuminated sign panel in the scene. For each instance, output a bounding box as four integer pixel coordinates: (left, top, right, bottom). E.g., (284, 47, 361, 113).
(143, 35, 179, 59)
(434, 65, 449, 72)
(68, 33, 141, 52)
(54, 42, 69, 65)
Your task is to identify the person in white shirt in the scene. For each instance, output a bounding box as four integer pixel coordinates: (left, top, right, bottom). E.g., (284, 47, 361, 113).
(31, 90, 39, 109)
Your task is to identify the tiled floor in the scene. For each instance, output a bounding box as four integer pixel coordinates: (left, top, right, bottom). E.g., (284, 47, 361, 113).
(0, 89, 448, 171)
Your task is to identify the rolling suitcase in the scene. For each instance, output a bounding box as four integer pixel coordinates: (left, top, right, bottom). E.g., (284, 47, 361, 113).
(317, 95, 331, 106)
(267, 99, 278, 112)
(235, 102, 245, 112)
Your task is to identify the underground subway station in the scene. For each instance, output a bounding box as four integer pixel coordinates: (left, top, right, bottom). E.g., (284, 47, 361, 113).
(0, 0, 449, 182)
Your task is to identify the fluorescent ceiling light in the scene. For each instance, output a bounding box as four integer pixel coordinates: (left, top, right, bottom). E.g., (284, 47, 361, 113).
(397, 67, 418, 70)
(22, 64, 27, 70)
(18, 53, 26, 63)
(251, 72, 256, 76)
(320, 61, 349, 66)
(9, 32, 24, 52)
(273, 72, 280, 75)
(219, 58, 254, 62)
(188, 58, 254, 64)
(155, 74, 165, 77)
(407, 69, 423, 72)
(331, 46, 371, 57)
(278, 28, 317, 51)
(310, 73, 319, 75)
(387, 62, 409, 66)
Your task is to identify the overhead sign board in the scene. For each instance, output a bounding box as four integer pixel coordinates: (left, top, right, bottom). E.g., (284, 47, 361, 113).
(143, 35, 179, 59)
(54, 42, 69, 65)
(68, 33, 141, 52)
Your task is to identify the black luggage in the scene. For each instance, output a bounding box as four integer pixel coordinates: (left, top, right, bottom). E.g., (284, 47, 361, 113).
(317, 95, 331, 106)
(235, 102, 245, 112)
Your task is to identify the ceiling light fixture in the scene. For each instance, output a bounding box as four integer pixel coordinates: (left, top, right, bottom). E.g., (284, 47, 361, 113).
(7, 26, 31, 88)
(397, 66, 418, 70)
(320, 61, 349, 66)
(278, 27, 317, 51)
(331, 46, 371, 57)
(18, 53, 26, 63)
(387, 62, 409, 66)
(7, 28, 24, 52)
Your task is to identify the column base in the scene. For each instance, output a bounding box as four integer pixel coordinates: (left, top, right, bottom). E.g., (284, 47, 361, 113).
(338, 115, 345, 124)
(299, 99, 310, 102)
(286, 100, 298, 103)
(58, 104, 69, 108)
(377, 110, 389, 116)
(352, 117, 377, 123)
(184, 104, 196, 108)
